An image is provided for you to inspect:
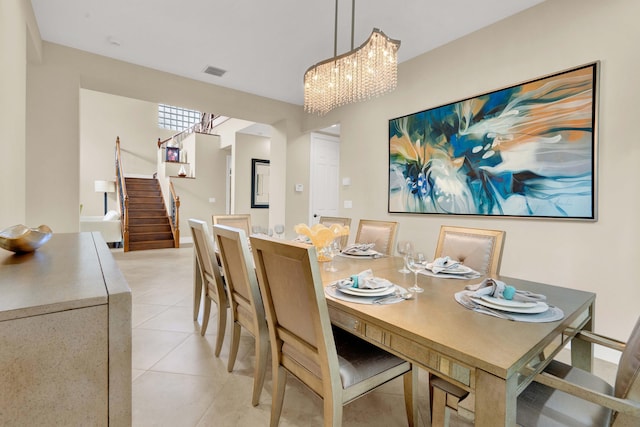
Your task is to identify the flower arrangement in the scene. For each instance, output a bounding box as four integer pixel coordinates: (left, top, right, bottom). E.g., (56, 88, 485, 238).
(294, 223, 350, 261)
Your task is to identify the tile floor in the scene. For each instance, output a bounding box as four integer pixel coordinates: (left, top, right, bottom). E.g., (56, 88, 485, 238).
(111, 245, 617, 427)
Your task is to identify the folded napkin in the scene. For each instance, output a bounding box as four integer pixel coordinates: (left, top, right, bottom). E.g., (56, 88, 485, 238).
(336, 269, 392, 289)
(429, 256, 461, 273)
(465, 278, 546, 303)
(342, 243, 376, 254)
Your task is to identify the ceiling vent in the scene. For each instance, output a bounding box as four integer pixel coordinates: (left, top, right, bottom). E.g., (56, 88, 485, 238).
(203, 66, 227, 77)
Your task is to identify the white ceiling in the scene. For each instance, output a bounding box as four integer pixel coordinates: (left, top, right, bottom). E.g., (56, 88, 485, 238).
(30, 0, 545, 107)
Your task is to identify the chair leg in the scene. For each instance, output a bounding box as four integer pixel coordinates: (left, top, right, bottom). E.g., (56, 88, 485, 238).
(251, 332, 269, 406)
(200, 295, 211, 336)
(227, 322, 241, 372)
(403, 368, 418, 427)
(193, 260, 203, 321)
(213, 299, 227, 357)
(324, 394, 342, 427)
(431, 386, 449, 427)
(270, 366, 287, 427)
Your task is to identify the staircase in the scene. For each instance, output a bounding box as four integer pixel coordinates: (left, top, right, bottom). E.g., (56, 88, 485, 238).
(125, 177, 175, 251)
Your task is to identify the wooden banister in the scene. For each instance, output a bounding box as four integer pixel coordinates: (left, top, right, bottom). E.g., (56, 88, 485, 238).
(115, 136, 130, 251)
(168, 181, 180, 248)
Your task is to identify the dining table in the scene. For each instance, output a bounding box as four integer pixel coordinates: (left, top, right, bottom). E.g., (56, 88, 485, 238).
(321, 254, 596, 426)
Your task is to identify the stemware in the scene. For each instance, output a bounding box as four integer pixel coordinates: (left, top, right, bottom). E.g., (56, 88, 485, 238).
(396, 240, 414, 273)
(406, 252, 426, 293)
(274, 224, 285, 238)
(324, 239, 339, 272)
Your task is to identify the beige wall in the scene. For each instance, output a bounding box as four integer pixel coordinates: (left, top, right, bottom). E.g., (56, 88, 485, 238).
(234, 134, 270, 230)
(80, 89, 173, 216)
(0, 0, 28, 226)
(24, 40, 301, 233)
(302, 0, 640, 350)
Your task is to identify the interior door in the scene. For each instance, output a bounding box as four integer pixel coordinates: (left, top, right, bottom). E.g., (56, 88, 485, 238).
(309, 132, 340, 224)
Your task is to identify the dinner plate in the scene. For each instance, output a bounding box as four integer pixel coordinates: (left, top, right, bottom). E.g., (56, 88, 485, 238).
(341, 249, 378, 257)
(338, 285, 396, 297)
(480, 295, 538, 308)
(472, 297, 549, 314)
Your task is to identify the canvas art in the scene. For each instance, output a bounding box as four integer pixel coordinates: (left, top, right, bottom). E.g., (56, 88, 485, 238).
(389, 62, 598, 220)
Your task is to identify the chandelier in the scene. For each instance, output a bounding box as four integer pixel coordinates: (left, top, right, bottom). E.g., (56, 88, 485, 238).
(303, 0, 401, 115)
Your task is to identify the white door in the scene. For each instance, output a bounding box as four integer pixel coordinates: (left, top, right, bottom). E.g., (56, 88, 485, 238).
(309, 132, 340, 224)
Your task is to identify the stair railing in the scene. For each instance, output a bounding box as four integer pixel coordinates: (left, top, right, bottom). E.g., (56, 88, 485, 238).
(168, 181, 180, 248)
(115, 137, 130, 252)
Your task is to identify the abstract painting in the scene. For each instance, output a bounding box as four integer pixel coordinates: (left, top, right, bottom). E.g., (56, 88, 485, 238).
(389, 62, 598, 220)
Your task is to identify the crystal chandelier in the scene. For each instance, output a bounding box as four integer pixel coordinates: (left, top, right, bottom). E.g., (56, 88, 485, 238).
(304, 0, 400, 115)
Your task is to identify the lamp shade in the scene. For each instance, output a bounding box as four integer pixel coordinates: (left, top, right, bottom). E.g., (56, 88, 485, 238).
(94, 180, 116, 193)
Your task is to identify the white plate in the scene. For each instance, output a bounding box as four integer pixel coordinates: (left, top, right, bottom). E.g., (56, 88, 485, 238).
(342, 249, 378, 257)
(472, 297, 548, 314)
(426, 263, 473, 275)
(338, 285, 396, 297)
(480, 295, 538, 308)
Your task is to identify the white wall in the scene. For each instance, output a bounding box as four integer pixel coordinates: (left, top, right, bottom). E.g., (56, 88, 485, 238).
(302, 0, 640, 349)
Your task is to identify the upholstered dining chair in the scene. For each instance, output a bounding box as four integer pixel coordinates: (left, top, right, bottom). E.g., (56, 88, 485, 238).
(250, 235, 417, 427)
(517, 314, 640, 426)
(354, 219, 398, 255)
(429, 225, 505, 426)
(188, 219, 227, 356)
(433, 225, 505, 276)
(213, 224, 268, 407)
(212, 214, 252, 236)
(319, 216, 352, 247)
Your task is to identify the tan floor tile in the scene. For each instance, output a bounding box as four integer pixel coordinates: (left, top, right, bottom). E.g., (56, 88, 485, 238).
(132, 328, 190, 371)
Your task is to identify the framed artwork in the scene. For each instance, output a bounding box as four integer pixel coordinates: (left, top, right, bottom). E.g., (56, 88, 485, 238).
(389, 62, 598, 220)
(166, 147, 180, 162)
(251, 159, 270, 208)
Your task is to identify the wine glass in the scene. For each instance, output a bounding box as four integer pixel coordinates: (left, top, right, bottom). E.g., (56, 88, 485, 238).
(324, 239, 339, 272)
(396, 240, 414, 273)
(274, 224, 285, 238)
(406, 252, 426, 293)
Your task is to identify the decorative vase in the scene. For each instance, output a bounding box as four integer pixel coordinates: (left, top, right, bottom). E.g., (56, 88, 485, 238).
(178, 165, 187, 177)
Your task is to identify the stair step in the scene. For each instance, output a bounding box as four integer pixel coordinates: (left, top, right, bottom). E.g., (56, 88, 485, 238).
(127, 190, 162, 197)
(128, 240, 176, 251)
(128, 202, 165, 209)
(129, 209, 167, 218)
(129, 224, 172, 233)
(129, 231, 174, 242)
(128, 217, 170, 225)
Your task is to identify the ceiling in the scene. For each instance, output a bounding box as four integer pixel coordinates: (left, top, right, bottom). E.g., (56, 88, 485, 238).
(30, 0, 546, 107)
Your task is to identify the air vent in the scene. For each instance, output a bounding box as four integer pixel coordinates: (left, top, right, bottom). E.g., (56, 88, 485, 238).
(203, 66, 227, 77)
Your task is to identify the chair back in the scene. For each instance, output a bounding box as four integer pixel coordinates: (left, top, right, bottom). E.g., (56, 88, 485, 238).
(189, 219, 225, 298)
(613, 316, 640, 425)
(213, 224, 265, 336)
(434, 226, 505, 276)
(250, 236, 340, 398)
(212, 214, 252, 236)
(319, 216, 352, 247)
(355, 219, 398, 255)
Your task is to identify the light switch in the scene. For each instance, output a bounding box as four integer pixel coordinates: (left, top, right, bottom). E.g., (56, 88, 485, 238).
(342, 177, 351, 186)
(209, 198, 216, 203)
(295, 184, 304, 192)
(344, 200, 352, 209)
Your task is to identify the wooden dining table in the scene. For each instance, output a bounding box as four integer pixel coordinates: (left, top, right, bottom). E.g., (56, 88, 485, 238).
(321, 254, 596, 426)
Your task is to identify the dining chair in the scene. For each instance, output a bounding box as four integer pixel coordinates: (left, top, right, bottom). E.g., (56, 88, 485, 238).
(433, 225, 505, 276)
(213, 224, 268, 407)
(188, 219, 227, 356)
(212, 214, 252, 236)
(249, 235, 417, 427)
(516, 314, 640, 426)
(429, 225, 505, 426)
(354, 219, 398, 255)
(319, 216, 352, 247)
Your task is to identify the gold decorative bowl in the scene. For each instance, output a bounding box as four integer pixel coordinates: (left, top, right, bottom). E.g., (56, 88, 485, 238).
(0, 224, 53, 253)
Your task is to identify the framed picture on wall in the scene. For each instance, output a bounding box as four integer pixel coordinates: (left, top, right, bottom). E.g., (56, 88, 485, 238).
(166, 147, 180, 163)
(251, 159, 270, 208)
(388, 61, 599, 220)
